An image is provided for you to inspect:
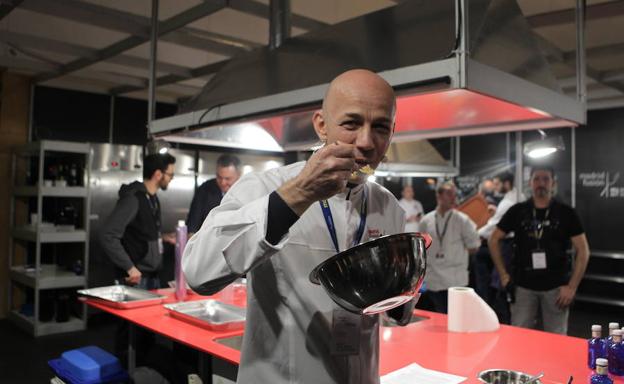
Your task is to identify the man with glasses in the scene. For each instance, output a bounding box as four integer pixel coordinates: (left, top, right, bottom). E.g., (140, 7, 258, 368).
(489, 166, 590, 334)
(100, 152, 177, 289)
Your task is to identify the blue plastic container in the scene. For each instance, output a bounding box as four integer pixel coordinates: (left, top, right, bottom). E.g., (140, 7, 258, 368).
(48, 346, 128, 384)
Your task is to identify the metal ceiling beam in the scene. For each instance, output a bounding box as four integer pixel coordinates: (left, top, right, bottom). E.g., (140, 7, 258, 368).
(528, 0, 624, 28)
(535, 34, 624, 95)
(0, 54, 56, 72)
(0, 53, 175, 90)
(0, 31, 193, 77)
(0, 0, 23, 20)
(110, 59, 229, 95)
(563, 41, 624, 62)
(228, 0, 328, 31)
(34, 1, 228, 83)
(20, 0, 258, 55)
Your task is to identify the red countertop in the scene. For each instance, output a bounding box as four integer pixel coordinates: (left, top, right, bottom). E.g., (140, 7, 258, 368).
(85, 290, 623, 383)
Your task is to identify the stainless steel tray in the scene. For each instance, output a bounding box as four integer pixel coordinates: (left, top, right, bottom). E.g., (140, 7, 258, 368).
(164, 300, 246, 332)
(77, 285, 166, 309)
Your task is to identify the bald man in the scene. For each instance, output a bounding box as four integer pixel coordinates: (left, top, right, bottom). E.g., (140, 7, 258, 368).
(183, 69, 408, 383)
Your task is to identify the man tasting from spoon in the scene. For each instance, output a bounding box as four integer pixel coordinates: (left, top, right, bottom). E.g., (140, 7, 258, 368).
(182, 69, 413, 384)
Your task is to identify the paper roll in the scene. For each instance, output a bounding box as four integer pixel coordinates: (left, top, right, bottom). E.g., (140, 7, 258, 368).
(447, 287, 499, 333)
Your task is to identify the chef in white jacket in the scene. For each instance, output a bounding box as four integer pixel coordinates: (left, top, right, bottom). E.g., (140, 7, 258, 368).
(183, 69, 411, 384)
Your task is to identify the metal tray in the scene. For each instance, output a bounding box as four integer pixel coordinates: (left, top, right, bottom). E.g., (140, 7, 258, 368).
(164, 300, 246, 332)
(77, 285, 166, 309)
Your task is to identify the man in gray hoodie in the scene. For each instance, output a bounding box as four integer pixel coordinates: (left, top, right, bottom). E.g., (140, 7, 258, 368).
(100, 152, 176, 289)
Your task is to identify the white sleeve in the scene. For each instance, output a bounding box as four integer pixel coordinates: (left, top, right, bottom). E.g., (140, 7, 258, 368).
(477, 197, 513, 239)
(415, 201, 424, 215)
(182, 173, 290, 294)
(461, 214, 481, 250)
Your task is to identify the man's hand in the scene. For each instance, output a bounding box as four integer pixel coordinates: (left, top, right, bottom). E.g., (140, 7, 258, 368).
(162, 232, 176, 245)
(125, 266, 142, 285)
(556, 284, 576, 309)
(278, 142, 357, 215)
(487, 204, 497, 216)
(500, 272, 511, 288)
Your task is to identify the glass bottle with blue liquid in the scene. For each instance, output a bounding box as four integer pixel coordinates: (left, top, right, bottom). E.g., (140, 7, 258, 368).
(591, 358, 613, 384)
(607, 323, 620, 347)
(589, 324, 607, 369)
(607, 330, 623, 376)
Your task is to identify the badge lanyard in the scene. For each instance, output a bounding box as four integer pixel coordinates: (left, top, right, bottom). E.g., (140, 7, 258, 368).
(320, 187, 368, 253)
(435, 211, 453, 258)
(532, 206, 550, 250)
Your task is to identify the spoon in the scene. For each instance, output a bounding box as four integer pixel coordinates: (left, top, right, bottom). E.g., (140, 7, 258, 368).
(524, 372, 544, 384)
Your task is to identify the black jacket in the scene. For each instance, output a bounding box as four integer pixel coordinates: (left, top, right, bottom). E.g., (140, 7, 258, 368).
(186, 179, 224, 233)
(100, 181, 162, 275)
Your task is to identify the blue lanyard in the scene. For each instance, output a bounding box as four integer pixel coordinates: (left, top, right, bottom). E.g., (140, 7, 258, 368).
(319, 186, 368, 253)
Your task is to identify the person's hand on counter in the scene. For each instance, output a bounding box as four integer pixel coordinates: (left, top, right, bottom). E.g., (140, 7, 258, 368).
(277, 141, 358, 216)
(126, 266, 142, 285)
(162, 232, 176, 245)
(556, 284, 576, 309)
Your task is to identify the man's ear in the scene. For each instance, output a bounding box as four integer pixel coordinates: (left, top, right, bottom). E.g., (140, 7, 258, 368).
(312, 110, 327, 142)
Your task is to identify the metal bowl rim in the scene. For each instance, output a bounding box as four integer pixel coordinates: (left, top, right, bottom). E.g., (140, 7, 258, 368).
(476, 368, 540, 384)
(309, 232, 431, 284)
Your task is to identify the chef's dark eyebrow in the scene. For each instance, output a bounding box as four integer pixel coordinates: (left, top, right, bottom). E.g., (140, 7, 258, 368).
(341, 113, 364, 121)
(341, 113, 392, 125)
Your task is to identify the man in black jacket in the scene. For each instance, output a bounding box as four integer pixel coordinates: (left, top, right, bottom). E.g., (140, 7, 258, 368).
(100, 153, 176, 289)
(186, 154, 241, 234)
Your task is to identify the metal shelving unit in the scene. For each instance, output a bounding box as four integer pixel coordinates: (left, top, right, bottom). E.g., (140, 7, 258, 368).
(576, 250, 624, 309)
(8, 140, 92, 337)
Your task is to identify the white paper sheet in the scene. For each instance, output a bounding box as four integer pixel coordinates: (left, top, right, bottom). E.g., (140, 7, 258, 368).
(381, 363, 466, 384)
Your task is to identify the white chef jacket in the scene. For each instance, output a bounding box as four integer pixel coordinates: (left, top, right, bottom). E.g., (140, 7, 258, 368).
(398, 198, 424, 232)
(419, 209, 480, 292)
(477, 188, 524, 239)
(183, 161, 405, 384)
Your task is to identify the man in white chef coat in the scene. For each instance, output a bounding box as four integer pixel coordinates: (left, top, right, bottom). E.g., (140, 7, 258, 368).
(418, 182, 480, 313)
(183, 69, 410, 384)
(398, 185, 424, 232)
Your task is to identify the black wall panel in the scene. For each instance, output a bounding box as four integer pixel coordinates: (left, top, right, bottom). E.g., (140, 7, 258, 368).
(33, 86, 177, 145)
(575, 108, 624, 251)
(33, 86, 110, 143)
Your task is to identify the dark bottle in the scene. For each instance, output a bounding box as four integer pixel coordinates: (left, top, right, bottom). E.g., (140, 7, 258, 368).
(69, 164, 78, 186)
(591, 358, 614, 384)
(55, 292, 70, 323)
(589, 324, 608, 369)
(72, 259, 83, 275)
(607, 330, 624, 376)
(607, 322, 620, 347)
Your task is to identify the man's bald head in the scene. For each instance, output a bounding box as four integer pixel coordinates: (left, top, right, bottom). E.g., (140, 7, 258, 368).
(322, 69, 396, 121)
(311, 69, 397, 184)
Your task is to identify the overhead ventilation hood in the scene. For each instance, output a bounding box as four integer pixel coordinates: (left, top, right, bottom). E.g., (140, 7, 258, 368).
(150, 0, 585, 154)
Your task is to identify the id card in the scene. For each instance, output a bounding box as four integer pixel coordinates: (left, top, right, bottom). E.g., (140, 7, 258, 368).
(531, 251, 547, 269)
(330, 310, 361, 355)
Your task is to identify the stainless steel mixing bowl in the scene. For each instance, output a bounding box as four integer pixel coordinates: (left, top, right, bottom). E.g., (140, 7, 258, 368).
(309, 232, 431, 315)
(477, 369, 543, 384)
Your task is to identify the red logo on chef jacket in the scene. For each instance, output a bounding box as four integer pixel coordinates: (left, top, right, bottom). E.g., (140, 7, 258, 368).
(368, 229, 381, 239)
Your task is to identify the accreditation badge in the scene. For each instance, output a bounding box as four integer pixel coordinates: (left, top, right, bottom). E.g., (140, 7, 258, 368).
(531, 251, 547, 270)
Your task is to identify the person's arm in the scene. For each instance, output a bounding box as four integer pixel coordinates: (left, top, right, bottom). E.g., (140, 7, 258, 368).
(557, 233, 590, 308)
(186, 184, 206, 234)
(183, 142, 358, 295)
(478, 197, 513, 239)
(462, 214, 481, 255)
(488, 228, 510, 287)
(99, 195, 140, 283)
